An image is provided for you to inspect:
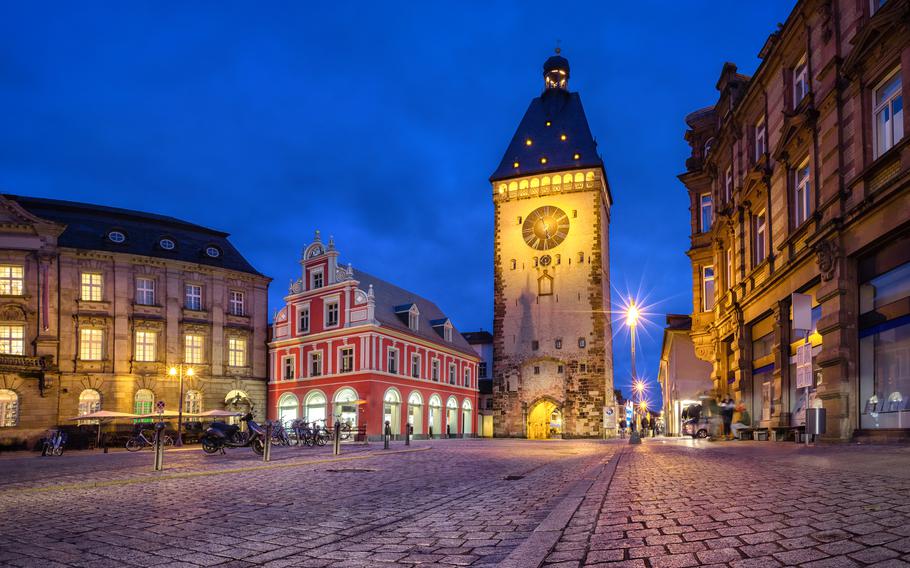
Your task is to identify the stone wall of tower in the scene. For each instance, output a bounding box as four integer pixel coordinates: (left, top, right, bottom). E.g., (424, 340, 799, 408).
(492, 176, 613, 437)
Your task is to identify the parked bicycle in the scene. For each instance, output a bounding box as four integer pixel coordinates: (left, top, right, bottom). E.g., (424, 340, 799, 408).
(126, 427, 173, 451)
(41, 428, 67, 456)
(270, 420, 291, 446)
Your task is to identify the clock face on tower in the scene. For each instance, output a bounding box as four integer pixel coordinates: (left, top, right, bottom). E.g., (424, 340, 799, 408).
(522, 206, 570, 250)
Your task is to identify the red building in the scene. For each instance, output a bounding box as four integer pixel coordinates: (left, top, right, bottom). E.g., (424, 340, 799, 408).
(268, 232, 480, 439)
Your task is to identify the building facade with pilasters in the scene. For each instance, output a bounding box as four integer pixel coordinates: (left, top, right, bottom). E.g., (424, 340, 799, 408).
(0, 195, 270, 448)
(680, 0, 910, 441)
(268, 233, 479, 439)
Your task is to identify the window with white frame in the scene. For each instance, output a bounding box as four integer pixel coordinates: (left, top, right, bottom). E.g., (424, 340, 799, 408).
(0, 266, 24, 296)
(411, 354, 421, 378)
(340, 347, 354, 373)
(185, 284, 202, 311)
(184, 334, 203, 364)
(449, 363, 456, 385)
(184, 390, 202, 415)
(325, 300, 339, 327)
(754, 210, 767, 265)
(444, 323, 453, 342)
(431, 359, 440, 381)
(283, 356, 295, 380)
(227, 337, 246, 367)
(80, 328, 103, 360)
(387, 348, 399, 374)
(793, 57, 809, 106)
(229, 290, 245, 316)
(309, 351, 323, 377)
(873, 70, 904, 158)
(724, 165, 733, 203)
(464, 368, 471, 387)
(81, 272, 103, 302)
(0, 389, 19, 427)
(755, 116, 767, 161)
(408, 307, 419, 331)
(298, 306, 310, 334)
(700, 193, 713, 232)
(134, 331, 157, 362)
(794, 158, 811, 226)
(0, 325, 24, 355)
(702, 266, 715, 312)
(135, 277, 155, 305)
(310, 268, 324, 290)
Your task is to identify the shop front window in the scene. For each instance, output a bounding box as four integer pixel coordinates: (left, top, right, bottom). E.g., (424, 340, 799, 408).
(859, 261, 910, 429)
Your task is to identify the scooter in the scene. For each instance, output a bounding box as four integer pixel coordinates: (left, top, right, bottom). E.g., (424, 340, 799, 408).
(200, 413, 265, 455)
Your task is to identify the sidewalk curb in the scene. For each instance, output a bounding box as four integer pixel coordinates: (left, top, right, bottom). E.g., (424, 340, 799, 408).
(498, 447, 626, 568)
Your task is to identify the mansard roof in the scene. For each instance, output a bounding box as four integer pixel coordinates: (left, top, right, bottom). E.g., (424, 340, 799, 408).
(490, 88, 603, 182)
(7, 194, 263, 276)
(353, 269, 475, 357)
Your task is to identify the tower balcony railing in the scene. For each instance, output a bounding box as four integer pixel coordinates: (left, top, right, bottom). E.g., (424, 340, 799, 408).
(494, 173, 603, 202)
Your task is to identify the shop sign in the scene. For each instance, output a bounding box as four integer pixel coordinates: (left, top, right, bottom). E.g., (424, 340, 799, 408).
(796, 343, 813, 389)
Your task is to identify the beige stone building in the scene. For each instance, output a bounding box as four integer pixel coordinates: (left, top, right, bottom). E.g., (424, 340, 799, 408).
(0, 195, 270, 448)
(491, 51, 614, 438)
(680, 0, 909, 441)
(657, 315, 712, 437)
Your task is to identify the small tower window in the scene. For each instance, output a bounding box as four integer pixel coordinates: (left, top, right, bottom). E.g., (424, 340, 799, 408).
(533, 366, 540, 375)
(510, 259, 517, 270)
(531, 340, 539, 351)
(555, 338, 562, 349)
(578, 252, 585, 263)
(578, 337, 586, 348)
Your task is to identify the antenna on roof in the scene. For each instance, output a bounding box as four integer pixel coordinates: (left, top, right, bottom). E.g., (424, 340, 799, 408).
(555, 40, 561, 55)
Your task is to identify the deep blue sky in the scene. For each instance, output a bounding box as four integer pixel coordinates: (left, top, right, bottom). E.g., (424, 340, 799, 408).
(1, 2, 793, 405)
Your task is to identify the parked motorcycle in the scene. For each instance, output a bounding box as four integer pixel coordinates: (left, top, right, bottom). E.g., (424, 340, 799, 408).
(200, 413, 265, 455)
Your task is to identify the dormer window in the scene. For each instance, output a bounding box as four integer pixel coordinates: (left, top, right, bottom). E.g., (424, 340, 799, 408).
(408, 306, 420, 331)
(159, 238, 176, 250)
(205, 246, 221, 258)
(107, 231, 126, 243)
(444, 322, 453, 342)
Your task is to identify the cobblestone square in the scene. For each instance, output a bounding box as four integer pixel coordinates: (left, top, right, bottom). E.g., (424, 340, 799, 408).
(2, 439, 910, 567)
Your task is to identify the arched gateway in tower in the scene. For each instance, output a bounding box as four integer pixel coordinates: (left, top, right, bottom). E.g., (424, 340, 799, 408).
(490, 50, 614, 438)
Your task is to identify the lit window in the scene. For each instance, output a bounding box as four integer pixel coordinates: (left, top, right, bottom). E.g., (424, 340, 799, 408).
(283, 356, 295, 380)
(81, 273, 103, 302)
(411, 354, 421, 378)
(298, 306, 310, 334)
(0, 389, 18, 427)
(80, 329, 103, 361)
(229, 290, 245, 316)
(309, 351, 323, 377)
(794, 158, 811, 226)
(325, 300, 339, 327)
(0, 325, 24, 355)
(873, 70, 903, 158)
(134, 331, 157, 362)
(388, 348, 399, 374)
(135, 277, 155, 306)
(184, 390, 202, 415)
(724, 166, 733, 202)
(540, 157, 548, 164)
(702, 266, 715, 312)
(185, 334, 203, 364)
(78, 389, 101, 418)
(754, 210, 767, 265)
(755, 116, 766, 161)
(573, 153, 580, 160)
(0, 266, 24, 296)
(228, 337, 246, 367)
(793, 57, 809, 106)
(700, 193, 713, 232)
(134, 389, 153, 416)
(185, 284, 202, 311)
(340, 347, 354, 373)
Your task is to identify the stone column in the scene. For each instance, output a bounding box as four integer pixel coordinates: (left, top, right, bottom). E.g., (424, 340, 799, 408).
(771, 298, 791, 427)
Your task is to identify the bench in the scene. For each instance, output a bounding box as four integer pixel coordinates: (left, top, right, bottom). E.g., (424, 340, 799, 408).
(752, 428, 770, 441)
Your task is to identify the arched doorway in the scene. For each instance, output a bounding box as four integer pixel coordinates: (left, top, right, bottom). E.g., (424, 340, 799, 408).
(446, 396, 459, 437)
(304, 390, 327, 424)
(428, 394, 442, 438)
(383, 388, 401, 435)
(277, 393, 299, 424)
(407, 391, 423, 436)
(527, 399, 562, 439)
(225, 390, 252, 424)
(333, 387, 359, 429)
(462, 399, 473, 436)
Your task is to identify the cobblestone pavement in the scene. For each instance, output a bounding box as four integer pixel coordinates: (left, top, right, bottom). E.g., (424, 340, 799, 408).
(0, 439, 618, 567)
(543, 438, 910, 568)
(3, 439, 910, 567)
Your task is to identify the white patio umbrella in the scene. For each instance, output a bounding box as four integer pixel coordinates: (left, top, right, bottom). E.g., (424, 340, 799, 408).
(195, 409, 242, 418)
(69, 410, 141, 448)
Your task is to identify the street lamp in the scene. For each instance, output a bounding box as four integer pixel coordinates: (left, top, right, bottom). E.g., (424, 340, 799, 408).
(168, 364, 194, 446)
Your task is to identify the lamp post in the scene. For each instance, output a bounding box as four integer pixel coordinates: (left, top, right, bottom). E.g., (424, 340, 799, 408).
(625, 301, 644, 444)
(168, 364, 194, 446)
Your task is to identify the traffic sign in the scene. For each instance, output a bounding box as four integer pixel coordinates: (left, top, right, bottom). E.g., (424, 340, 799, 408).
(156, 400, 165, 415)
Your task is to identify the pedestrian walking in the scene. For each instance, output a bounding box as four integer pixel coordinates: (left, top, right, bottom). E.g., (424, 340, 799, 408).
(720, 396, 735, 440)
(619, 419, 627, 439)
(640, 416, 649, 437)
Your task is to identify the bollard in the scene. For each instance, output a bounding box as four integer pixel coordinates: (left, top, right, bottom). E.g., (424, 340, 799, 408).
(263, 422, 272, 462)
(446, 424, 450, 439)
(384, 421, 391, 450)
(429, 425, 433, 439)
(153, 422, 165, 471)
(333, 419, 341, 456)
(405, 423, 411, 446)
(629, 427, 641, 445)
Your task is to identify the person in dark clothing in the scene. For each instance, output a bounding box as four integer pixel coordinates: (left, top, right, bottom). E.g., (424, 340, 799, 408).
(720, 397, 735, 439)
(619, 419, 627, 439)
(640, 416, 649, 437)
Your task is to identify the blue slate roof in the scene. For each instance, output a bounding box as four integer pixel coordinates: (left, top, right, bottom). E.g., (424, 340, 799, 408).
(490, 88, 603, 182)
(8, 194, 264, 276)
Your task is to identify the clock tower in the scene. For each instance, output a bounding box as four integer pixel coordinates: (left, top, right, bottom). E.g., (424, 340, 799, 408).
(491, 50, 614, 438)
